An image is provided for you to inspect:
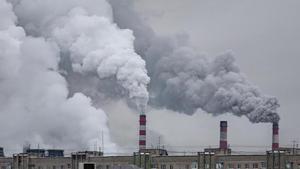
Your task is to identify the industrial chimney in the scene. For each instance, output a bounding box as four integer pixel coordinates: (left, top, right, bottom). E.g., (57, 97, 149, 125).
(219, 121, 228, 149)
(272, 122, 279, 150)
(139, 112, 146, 150)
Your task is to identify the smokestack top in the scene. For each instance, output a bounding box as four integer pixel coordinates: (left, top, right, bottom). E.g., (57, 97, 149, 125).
(220, 121, 228, 127)
(219, 121, 228, 150)
(273, 122, 279, 128)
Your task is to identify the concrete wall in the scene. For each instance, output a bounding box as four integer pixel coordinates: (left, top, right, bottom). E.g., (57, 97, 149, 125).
(91, 156, 134, 169)
(29, 157, 71, 169)
(215, 155, 266, 169)
(0, 158, 12, 169)
(152, 156, 198, 169)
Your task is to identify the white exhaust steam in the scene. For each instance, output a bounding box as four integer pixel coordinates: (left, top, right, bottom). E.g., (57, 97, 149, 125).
(0, 0, 149, 153)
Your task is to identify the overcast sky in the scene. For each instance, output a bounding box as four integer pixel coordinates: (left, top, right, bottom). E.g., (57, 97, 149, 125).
(132, 0, 300, 150)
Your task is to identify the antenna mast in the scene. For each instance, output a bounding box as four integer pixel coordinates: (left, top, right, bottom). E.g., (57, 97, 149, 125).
(101, 130, 104, 154)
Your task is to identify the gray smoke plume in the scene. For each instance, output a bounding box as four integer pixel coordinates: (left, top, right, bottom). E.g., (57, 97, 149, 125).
(108, 0, 280, 123)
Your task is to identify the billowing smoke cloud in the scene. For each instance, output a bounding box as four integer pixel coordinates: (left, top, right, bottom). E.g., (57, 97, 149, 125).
(10, 0, 150, 111)
(109, 0, 280, 123)
(0, 0, 155, 153)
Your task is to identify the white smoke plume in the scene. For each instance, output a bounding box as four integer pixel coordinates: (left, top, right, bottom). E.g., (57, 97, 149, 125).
(0, 0, 155, 154)
(109, 0, 280, 123)
(10, 0, 150, 111)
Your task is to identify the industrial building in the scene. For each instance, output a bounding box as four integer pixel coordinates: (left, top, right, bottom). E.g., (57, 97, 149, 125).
(1, 121, 300, 169)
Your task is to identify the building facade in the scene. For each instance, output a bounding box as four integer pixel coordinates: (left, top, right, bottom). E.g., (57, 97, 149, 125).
(1, 121, 298, 169)
(1, 148, 300, 169)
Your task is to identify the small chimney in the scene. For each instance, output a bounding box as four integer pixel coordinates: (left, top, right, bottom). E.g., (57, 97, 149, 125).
(0, 147, 4, 157)
(219, 121, 228, 149)
(272, 122, 279, 150)
(139, 113, 146, 150)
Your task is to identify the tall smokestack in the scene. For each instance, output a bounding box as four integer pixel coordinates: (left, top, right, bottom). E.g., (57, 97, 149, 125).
(272, 122, 279, 150)
(139, 113, 146, 150)
(219, 121, 228, 149)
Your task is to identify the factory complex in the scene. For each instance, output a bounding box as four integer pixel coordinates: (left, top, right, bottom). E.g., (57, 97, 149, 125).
(1, 120, 300, 169)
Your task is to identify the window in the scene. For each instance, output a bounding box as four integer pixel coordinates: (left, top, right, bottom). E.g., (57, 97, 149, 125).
(205, 164, 210, 169)
(227, 163, 234, 169)
(38, 166, 43, 169)
(97, 165, 102, 169)
(106, 165, 110, 169)
(253, 163, 258, 168)
(286, 162, 293, 169)
(191, 162, 198, 169)
(261, 162, 266, 168)
(60, 165, 64, 169)
(297, 164, 300, 169)
(67, 164, 71, 169)
(161, 164, 166, 169)
(237, 164, 241, 169)
(53, 166, 56, 169)
(186, 165, 190, 169)
(245, 164, 249, 169)
(170, 165, 173, 169)
(216, 163, 224, 169)
(151, 164, 158, 169)
(29, 164, 35, 169)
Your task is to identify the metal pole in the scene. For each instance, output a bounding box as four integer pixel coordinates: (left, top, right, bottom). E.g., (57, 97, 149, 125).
(273, 151, 275, 169)
(102, 130, 104, 155)
(267, 152, 269, 169)
(139, 153, 141, 168)
(144, 154, 147, 169)
(197, 152, 200, 169)
(278, 152, 281, 169)
(209, 153, 212, 169)
(133, 152, 136, 165)
(203, 153, 206, 169)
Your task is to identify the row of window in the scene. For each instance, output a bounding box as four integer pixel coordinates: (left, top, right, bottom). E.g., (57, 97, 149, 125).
(18, 162, 300, 169)
(159, 164, 191, 169)
(34, 164, 71, 169)
(158, 162, 264, 169)
(36, 163, 130, 169)
(227, 162, 265, 169)
(157, 162, 265, 169)
(158, 163, 265, 169)
(96, 164, 112, 169)
(227, 162, 300, 169)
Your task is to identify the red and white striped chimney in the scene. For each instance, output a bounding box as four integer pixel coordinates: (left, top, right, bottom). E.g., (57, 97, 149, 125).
(139, 113, 146, 150)
(219, 121, 228, 149)
(272, 122, 279, 150)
